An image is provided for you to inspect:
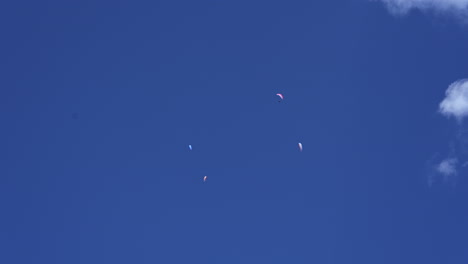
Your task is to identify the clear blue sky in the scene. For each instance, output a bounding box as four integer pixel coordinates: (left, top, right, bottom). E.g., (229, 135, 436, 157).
(1, 1, 468, 263)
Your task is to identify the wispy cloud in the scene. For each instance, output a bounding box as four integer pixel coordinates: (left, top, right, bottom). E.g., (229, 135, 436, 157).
(439, 79, 468, 122)
(428, 79, 468, 186)
(376, 0, 468, 19)
(427, 154, 458, 187)
(437, 157, 458, 177)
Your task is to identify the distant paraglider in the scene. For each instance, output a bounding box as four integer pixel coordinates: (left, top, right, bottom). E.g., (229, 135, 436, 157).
(276, 93, 284, 102)
(298, 143, 303, 152)
(203, 176, 207, 182)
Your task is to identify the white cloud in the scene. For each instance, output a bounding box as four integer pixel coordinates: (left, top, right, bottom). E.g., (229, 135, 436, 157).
(428, 80, 468, 187)
(437, 157, 458, 177)
(439, 79, 468, 122)
(377, 0, 468, 17)
(427, 157, 458, 186)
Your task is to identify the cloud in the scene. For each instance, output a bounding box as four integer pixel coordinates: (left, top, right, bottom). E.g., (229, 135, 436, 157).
(437, 157, 458, 177)
(428, 79, 468, 187)
(439, 79, 468, 122)
(428, 156, 458, 187)
(377, 0, 468, 18)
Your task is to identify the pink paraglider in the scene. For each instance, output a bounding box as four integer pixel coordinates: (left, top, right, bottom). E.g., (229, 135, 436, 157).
(276, 93, 284, 101)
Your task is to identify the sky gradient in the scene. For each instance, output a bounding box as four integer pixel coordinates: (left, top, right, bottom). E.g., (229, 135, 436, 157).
(1, 1, 468, 263)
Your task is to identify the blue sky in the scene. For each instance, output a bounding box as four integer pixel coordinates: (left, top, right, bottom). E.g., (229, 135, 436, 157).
(1, 1, 468, 263)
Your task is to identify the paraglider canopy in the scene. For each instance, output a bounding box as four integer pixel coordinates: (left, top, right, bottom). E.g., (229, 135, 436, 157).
(276, 93, 284, 102)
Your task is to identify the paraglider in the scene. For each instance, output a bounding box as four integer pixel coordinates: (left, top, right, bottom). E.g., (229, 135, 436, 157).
(276, 93, 284, 102)
(178, 89, 309, 185)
